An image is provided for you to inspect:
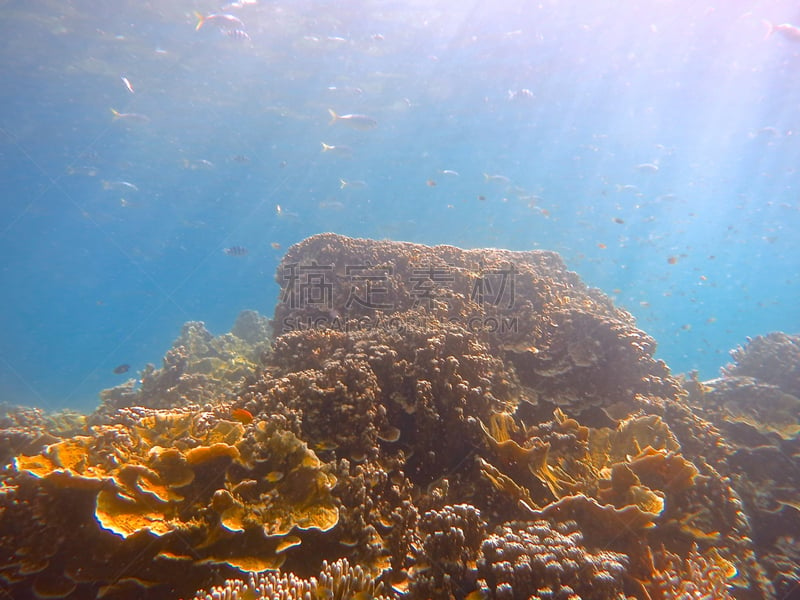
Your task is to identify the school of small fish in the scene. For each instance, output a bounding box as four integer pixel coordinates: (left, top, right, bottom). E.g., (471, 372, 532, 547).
(57, 1, 795, 361)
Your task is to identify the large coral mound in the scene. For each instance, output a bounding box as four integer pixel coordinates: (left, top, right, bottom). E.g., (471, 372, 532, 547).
(0, 234, 793, 600)
(273, 233, 680, 412)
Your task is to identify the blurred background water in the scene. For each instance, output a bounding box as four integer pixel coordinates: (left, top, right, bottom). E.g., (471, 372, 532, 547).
(1, 0, 798, 412)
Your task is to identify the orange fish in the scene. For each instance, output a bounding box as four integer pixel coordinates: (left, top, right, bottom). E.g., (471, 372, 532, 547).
(231, 408, 254, 424)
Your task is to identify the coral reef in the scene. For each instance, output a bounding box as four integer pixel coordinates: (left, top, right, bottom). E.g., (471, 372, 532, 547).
(248, 315, 516, 484)
(722, 332, 800, 398)
(0, 404, 87, 466)
(686, 332, 800, 600)
(94, 310, 271, 419)
(0, 234, 794, 600)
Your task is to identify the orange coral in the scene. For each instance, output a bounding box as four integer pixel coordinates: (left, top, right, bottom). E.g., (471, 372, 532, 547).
(5, 405, 340, 598)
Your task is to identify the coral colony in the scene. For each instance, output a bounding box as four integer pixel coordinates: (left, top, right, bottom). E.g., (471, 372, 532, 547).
(1, 234, 797, 600)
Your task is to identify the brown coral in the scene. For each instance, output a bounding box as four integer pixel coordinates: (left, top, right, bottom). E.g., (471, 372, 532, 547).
(407, 504, 487, 600)
(722, 332, 800, 398)
(192, 557, 389, 600)
(248, 311, 517, 486)
(685, 333, 800, 599)
(274, 233, 681, 416)
(476, 520, 629, 600)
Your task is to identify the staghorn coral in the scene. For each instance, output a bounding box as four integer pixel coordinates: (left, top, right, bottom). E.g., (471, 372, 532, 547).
(192, 557, 390, 600)
(476, 519, 629, 600)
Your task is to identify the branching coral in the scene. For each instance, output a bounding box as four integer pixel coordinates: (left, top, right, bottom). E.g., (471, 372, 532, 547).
(407, 504, 487, 600)
(192, 558, 390, 600)
(476, 520, 629, 600)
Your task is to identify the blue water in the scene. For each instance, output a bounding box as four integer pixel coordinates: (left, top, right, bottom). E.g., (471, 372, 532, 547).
(1, 0, 799, 412)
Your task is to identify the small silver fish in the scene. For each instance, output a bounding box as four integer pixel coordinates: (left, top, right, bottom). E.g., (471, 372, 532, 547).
(182, 158, 215, 170)
(65, 165, 99, 177)
(275, 204, 299, 218)
(102, 180, 139, 192)
(225, 29, 251, 41)
(223, 245, 248, 256)
(483, 173, 510, 184)
(321, 142, 353, 157)
(222, 0, 256, 9)
(318, 200, 345, 210)
(110, 108, 150, 123)
(121, 76, 134, 94)
(765, 20, 800, 41)
(339, 178, 367, 189)
(326, 85, 364, 96)
(328, 109, 377, 130)
(195, 11, 245, 31)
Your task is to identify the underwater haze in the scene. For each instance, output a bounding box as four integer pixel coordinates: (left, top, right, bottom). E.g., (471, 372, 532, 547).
(1, 0, 799, 411)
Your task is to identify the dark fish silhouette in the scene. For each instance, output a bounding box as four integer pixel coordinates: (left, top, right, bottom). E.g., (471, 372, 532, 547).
(113, 364, 130, 374)
(223, 246, 248, 256)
